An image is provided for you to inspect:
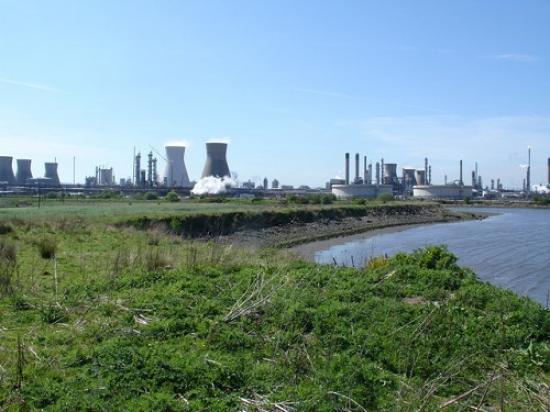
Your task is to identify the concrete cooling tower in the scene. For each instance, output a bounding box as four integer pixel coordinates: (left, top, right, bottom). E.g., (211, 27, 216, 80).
(201, 142, 231, 178)
(0, 156, 16, 185)
(402, 168, 417, 186)
(164, 146, 190, 187)
(16, 159, 33, 185)
(44, 162, 60, 186)
(415, 170, 427, 186)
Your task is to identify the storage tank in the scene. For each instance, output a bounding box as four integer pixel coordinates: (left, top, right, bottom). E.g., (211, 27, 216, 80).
(415, 170, 427, 186)
(201, 142, 230, 178)
(165, 146, 190, 187)
(16, 159, 33, 185)
(44, 162, 60, 186)
(0, 156, 16, 185)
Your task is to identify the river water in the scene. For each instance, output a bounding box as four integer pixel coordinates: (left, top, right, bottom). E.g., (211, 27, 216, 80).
(314, 208, 550, 305)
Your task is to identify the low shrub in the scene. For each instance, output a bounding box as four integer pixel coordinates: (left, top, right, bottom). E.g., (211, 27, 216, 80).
(36, 236, 58, 259)
(145, 192, 159, 201)
(0, 223, 14, 235)
(165, 191, 180, 202)
(377, 193, 394, 203)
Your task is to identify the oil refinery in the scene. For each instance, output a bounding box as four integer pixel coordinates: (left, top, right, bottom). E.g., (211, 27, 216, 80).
(0, 142, 548, 200)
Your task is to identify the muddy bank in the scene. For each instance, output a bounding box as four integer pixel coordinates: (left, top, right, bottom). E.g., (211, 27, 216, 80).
(219, 208, 483, 249)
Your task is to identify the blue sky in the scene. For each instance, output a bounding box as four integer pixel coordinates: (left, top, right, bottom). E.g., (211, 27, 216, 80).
(1, 0, 549, 188)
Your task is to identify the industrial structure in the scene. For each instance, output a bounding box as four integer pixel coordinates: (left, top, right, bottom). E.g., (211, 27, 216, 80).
(0, 156, 16, 185)
(201, 142, 231, 178)
(16, 159, 33, 185)
(164, 145, 190, 187)
(44, 162, 60, 186)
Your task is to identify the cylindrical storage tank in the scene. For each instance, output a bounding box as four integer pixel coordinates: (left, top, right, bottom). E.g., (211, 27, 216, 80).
(415, 170, 426, 186)
(165, 146, 190, 187)
(16, 159, 33, 185)
(201, 143, 230, 178)
(44, 162, 60, 186)
(0, 156, 16, 185)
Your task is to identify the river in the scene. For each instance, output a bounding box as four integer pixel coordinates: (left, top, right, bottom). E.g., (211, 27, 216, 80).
(311, 207, 550, 305)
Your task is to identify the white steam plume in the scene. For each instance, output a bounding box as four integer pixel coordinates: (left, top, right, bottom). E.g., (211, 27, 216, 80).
(206, 137, 231, 144)
(164, 139, 190, 147)
(191, 176, 237, 195)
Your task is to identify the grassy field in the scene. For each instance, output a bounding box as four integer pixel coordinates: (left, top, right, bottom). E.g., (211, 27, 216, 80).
(0, 199, 548, 410)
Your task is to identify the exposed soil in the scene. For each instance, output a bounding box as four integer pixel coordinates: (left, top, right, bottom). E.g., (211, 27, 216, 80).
(218, 208, 483, 249)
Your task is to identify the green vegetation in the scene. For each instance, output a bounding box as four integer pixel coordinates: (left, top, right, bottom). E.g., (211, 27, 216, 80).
(0, 199, 548, 410)
(377, 193, 394, 203)
(165, 191, 180, 202)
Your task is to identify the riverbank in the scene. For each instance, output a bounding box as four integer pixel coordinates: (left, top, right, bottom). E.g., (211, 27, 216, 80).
(219, 206, 483, 249)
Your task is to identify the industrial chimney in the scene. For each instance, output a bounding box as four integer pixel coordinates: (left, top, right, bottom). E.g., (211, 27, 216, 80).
(0, 156, 16, 185)
(44, 162, 60, 186)
(165, 146, 190, 187)
(363, 156, 368, 185)
(459, 160, 463, 186)
(547, 157, 550, 187)
(345, 153, 350, 185)
(201, 142, 231, 178)
(16, 159, 33, 185)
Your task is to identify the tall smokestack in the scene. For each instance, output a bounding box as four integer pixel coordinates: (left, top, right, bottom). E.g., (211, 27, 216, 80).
(201, 142, 231, 178)
(424, 157, 428, 183)
(368, 163, 373, 186)
(134, 153, 141, 187)
(547, 157, 550, 187)
(428, 165, 432, 185)
(381, 158, 385, 184)
(355, 153, 360, 183)
(459, 160, 463, 186)
(363, 156, 367, 184)
(345, 153, 350, 185)
(375, 162, 380, 185)
(526, 147, 531, 193)
(147, 151, 153, 186)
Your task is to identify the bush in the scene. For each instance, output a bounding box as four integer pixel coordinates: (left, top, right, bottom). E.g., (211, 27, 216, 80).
(377, 193, 394, 203)
(145, 192, 159, 201)
(353, 198, 367, 205)
(0, 238, 17, 264)
(0, 223, 14, 235)
(37, 236, 58, 259)
(165, 191, 180, 202)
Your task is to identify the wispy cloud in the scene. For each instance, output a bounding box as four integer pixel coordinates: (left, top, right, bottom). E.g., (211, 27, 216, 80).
(487, 53, 539, 63)
(0, 77, 62, 93)
(294, 88, 353, 99)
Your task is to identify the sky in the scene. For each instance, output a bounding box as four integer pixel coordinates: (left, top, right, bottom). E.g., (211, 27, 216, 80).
(0, 0, 549, 188)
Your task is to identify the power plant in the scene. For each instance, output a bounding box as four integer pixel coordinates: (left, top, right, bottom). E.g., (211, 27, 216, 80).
(201, 142, 231, 178)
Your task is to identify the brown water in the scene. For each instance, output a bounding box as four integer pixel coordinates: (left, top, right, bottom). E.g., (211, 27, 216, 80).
(314, 208, 550, 305)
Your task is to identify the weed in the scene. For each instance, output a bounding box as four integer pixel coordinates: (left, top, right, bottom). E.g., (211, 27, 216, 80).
(36, 236, 58, 259)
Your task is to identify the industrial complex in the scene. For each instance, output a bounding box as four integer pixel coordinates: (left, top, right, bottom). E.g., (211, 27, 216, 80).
(0, 142, 549, 200)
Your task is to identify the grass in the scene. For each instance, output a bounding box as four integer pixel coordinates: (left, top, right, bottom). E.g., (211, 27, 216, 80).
(0, 199, 548, 410)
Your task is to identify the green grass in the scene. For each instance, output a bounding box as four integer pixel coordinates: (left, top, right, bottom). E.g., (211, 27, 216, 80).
(0, 202, 548, 410)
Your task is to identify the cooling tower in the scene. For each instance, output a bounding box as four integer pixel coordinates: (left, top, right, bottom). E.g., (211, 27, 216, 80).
(403, 168, 417, 186)
(383, 163, 397, 179)
(44, 162, 60, 186)
(16, 159, 33, 185)
(415, 170, 427, 186)
(165, 146, 190, 187)
(201, 142, 230, 178)
(0, 156, 16, 185)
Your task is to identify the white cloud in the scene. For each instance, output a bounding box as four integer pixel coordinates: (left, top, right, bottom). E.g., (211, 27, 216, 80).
(487, 54, 539, 63)
(0, 77, 62, 93)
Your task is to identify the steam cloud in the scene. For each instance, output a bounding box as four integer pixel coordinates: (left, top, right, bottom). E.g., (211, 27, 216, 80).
(191, 176, 237, 195)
